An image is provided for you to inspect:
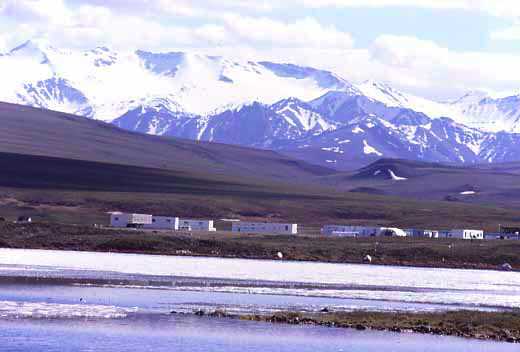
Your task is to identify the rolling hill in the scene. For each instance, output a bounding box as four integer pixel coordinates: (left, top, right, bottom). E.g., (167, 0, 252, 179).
(320, 158, 520, 208)
(1, 102, 520, 231)
(0, 102, 333, 182)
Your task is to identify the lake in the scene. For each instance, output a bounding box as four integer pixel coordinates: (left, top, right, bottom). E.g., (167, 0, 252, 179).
(0, 248, 519, 351)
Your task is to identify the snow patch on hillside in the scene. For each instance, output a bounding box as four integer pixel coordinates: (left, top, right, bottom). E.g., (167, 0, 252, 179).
(363, 140, 382, 156)
(388, 169, 407, 181)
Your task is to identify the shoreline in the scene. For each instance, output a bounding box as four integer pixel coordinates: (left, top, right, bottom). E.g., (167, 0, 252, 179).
(0, 245, 518, 275)
(0, 222, 519, 272)
(183, 309, 520, 344)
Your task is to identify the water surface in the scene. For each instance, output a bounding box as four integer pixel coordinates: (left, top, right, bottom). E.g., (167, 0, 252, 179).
(0, 314, 517, 352)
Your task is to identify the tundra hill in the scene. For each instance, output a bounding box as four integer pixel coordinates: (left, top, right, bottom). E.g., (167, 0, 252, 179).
(320, 158, 520, 208)
(0, 102, 333, 182)
(0, 104, 520, 231)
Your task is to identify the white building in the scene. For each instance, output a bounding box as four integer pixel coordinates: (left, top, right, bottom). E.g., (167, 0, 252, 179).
(110, 213, 152, 228)
(405, 229, 439, 238)
(232, 222, 298, 235)
(321, 225, 379, 237)
(377, 227, 408, 237)
(144, 216, 179, 230)
(445, 229, 484, 240)
(179, 219, 216, 232)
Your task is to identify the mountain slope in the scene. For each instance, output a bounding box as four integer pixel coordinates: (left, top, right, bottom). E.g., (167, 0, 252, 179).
(0, 102, 334, 181)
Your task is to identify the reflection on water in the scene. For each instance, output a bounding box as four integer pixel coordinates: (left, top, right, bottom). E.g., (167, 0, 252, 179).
(0, 314, 517, 352)
(1, 248, 520, 312)
(0, 283, 493, 317)
(0, 248, 519, 351)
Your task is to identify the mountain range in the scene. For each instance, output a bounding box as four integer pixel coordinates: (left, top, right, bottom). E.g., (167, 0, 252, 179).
(2, 39, 520, 170)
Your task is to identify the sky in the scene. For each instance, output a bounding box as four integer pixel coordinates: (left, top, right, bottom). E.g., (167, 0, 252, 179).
(1, 0, 520, 100)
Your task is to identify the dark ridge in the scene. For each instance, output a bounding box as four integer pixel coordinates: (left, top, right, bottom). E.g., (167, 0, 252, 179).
(0, 101, 335, 182)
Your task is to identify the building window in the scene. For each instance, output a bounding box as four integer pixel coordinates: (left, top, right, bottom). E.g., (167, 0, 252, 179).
(114, 217, 119, 221)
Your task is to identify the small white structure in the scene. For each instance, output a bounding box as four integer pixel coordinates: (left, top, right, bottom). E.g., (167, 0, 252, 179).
(144, 216, 179, 230)
(110, 212, 152, 228)
(232, 222, 298, 235)
(321, 225, 378, 237)
(377, 227, 407, 237)
(16, 216, 32, 224)
(179, 219, 216, 232)
(405, 229, 439, 238)
(445, 229, 484, 240)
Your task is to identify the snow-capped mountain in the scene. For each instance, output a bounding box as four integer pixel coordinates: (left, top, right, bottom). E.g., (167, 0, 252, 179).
(447, 91, 520, 133)
(112, 98, 198, 137)
(190, 95, 520, 169)
(0, 39, 349, 121)
(2, 40, 520, 170)
(358, 82, 520, 133)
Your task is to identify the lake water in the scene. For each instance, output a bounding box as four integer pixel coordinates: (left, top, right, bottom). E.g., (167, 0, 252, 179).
(1, 314, 518, 352)
(0, 248, 519, 311)
(0, 248, 519, 351)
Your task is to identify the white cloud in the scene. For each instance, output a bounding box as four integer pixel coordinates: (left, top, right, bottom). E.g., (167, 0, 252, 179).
(0, 0, 71, 24)
(220, 15, 354, 49)
(0, 0, 355, 51)
(491, 24, 520, 40)
(280, 0, 520, 18)
(363, 34, 520, 98)
(1, 0, 519, 101)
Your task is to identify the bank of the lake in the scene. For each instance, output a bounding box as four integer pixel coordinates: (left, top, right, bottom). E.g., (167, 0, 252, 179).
(183, 309, 520, 343)
(1, 222, 520, 270)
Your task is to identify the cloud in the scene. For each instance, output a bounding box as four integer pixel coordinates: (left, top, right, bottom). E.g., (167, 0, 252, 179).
(220, 15, 354, 49)
(0, 1, 355, 51)
(279, 0, 520, 19)
(1, 0, 519, 100)
(0, 0, 71, 24)
(490, 24, 520, 40)
(364, 34, 520, 98)
(70, 0, 273, 18)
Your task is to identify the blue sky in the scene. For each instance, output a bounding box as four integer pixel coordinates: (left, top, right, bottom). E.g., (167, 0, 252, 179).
(310, 8, 510, 53)
(1, 0, 520, 99)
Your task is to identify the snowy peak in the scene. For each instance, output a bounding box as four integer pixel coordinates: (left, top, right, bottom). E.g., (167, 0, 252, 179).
(258, 62, 351, 90)
(271, 97, 335, 133)
(8, 39, 53, 63)
(449, 90, 490, 105)
(86, 47, 119, 67)
(309, 89, 364, 121)
(357, 80, 411, 107)
(2, 41, 356, 121)
(136, 50, 185, 77)
(448, 91, 520, 132)
(135, 96, 185, 114)
(17, 77, 92, 117)
(113, 97, 195, 136)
